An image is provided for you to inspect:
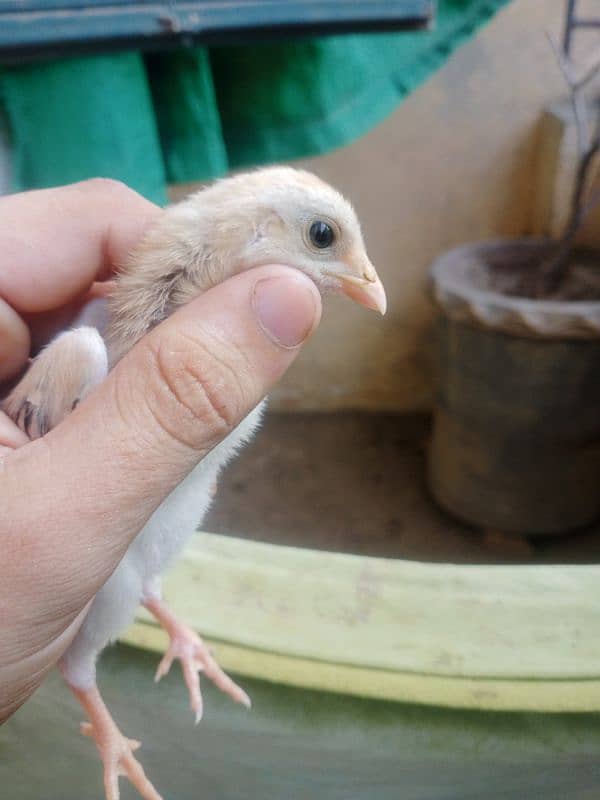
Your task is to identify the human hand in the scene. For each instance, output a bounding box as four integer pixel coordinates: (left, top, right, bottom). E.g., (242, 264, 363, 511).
(0, 179, 321, 721)
(0, 178, 161, 452)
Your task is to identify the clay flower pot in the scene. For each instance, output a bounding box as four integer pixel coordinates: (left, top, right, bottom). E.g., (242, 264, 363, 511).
(428, 239, 600, 536)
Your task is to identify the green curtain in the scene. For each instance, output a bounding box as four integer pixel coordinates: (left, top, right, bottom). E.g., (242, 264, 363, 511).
(0, 1, 510, 206)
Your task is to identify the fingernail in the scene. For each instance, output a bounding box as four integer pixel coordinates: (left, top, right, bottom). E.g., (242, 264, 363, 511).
(252, 274, 319, 348)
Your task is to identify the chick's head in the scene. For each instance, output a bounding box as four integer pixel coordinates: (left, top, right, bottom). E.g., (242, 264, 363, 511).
(109, 167, 386, 361)
(169, 166, 386, 315)
(228, 167, 386, 315)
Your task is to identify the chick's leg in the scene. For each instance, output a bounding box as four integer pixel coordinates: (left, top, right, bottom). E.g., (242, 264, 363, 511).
(71, 684, 163, 800)
(143, 594, 251, 723)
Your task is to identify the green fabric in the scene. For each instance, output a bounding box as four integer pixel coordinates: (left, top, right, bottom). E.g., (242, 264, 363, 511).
(1, 53, 168, 204)
(0, 1, 510, 206)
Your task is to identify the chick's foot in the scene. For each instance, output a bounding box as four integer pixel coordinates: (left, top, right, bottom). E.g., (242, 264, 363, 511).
(143, 596, 251, 722)
(73, 686, 163, 800)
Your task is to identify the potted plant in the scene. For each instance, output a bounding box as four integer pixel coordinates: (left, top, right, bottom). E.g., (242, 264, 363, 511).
(428, 41, 600, 536)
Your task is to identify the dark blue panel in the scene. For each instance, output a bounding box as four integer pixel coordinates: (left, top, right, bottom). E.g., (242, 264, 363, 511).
(0, 1, 434, 63)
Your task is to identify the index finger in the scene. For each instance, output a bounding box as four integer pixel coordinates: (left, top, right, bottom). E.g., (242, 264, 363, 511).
(0, 179, 161, 313)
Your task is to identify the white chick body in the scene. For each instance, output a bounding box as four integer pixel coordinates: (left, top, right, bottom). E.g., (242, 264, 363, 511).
(60, 399, 264, 688)
(57, 166, 376, 689)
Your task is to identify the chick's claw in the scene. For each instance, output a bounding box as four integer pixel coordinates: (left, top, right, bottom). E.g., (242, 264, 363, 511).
(144, 597, 251, 721)
(1, 326, 108, 439)
(73, 686, 163, 800)
(98, 732, 160, 800)
(80, 721, 141, 753)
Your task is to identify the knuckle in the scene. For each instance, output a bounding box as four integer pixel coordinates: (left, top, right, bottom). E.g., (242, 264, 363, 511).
(141, 330, 250, 450)
(77, 177, 134, 201)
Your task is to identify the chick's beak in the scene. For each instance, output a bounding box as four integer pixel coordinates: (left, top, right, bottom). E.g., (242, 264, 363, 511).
(333, 260, 387, 315)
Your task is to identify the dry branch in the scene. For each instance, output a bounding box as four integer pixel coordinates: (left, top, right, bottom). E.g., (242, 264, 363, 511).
(528, 37, 600, 298)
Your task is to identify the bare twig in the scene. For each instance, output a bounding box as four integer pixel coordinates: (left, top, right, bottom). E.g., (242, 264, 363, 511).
(532, 134, 600, 296)
(573, 50, 600, 92)
(528, 37, 600, 297)
(579, 168, 600, 220)
(546, 32, 589, 153)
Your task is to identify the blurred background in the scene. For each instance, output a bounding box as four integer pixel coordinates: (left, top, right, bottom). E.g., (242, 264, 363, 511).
(5, 0, 596, 564)
(3, 2, 600, 798)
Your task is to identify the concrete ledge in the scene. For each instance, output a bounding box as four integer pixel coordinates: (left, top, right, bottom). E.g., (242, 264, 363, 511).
(122, 532, 600, 712)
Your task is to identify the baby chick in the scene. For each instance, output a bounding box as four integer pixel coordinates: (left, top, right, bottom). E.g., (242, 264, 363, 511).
(3, 166, 386, 800)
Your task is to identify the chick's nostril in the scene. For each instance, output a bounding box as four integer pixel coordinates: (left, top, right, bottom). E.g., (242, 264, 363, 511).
(357, 260, 377, 283)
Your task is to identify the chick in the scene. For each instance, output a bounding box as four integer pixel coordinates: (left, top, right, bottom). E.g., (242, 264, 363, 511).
(3, 166, 386, 800)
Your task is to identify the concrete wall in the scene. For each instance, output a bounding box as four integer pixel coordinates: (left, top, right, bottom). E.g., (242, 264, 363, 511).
(264, 0, 596, 412)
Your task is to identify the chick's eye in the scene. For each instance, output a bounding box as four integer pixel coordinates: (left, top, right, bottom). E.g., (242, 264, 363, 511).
(309, 220, 334, 249)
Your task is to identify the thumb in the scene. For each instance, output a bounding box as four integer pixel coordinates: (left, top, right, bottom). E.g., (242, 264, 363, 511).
(3, 264, 321, 623)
